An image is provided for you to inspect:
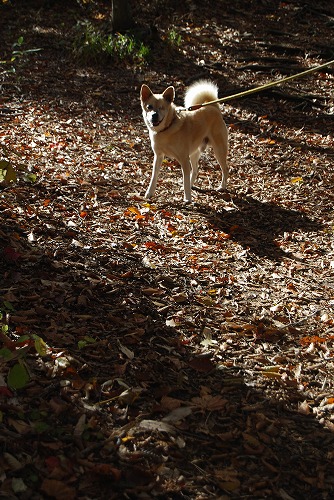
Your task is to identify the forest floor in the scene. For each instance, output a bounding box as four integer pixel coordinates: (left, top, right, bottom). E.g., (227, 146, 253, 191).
(1, 0, 334, 498)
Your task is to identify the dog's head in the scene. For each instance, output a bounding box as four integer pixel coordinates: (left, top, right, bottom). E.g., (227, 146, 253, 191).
(140, 84, 175, 131)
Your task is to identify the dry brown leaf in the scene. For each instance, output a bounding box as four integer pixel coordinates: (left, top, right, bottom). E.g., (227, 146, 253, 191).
(40, 479, 76, 500)
(191, 394, 227, 411)
(160, 395, 183, 411)
(188, 356, 215, 373)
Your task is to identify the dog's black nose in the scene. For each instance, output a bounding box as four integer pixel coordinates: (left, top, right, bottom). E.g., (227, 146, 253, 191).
(152, 112, 159, 123)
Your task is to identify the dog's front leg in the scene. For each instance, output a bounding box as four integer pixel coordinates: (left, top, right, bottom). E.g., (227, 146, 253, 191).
(181, 158, 192, 203)
(145, 153, 163, 198)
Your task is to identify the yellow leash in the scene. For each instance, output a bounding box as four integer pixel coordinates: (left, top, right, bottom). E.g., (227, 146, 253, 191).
(186, 59, 334, 111)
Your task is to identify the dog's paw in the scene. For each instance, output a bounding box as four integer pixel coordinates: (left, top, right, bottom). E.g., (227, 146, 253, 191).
(217, 182, 227, 191)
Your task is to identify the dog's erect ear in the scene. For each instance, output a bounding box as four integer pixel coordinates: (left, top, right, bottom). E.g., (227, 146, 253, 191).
(163, 86, 175, 103)
(141, 84, 153, 102)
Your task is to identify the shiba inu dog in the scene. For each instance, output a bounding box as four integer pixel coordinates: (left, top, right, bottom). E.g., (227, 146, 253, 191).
(140, 80, 228, 202)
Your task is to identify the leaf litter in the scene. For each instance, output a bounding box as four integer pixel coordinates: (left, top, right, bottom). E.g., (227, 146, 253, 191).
(1, 0, 334, 498)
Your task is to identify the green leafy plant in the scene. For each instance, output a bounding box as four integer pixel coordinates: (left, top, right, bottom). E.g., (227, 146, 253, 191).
(74, 21, 150, 64)
(7, 361, 30, 390)
(0, 159, 17, 183)
(78, 335, 97, 349)
(11, 36, 42, 62)
(166, 28, 182, 47)
(1, 36, 42, 69)
(0, 310, 48, 390)
(0, 144, 33, 184)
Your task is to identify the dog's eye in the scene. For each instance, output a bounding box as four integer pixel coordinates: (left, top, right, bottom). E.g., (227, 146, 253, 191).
(146, 104, 153, 110)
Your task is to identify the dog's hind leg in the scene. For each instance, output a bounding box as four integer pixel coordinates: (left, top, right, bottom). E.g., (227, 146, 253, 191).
(190, 148, 202, 187)
(211, 129, 228, 190)
(145, 153, 164, 198)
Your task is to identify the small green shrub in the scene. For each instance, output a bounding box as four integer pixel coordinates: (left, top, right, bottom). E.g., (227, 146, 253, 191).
(74, 21, 150, 64)
(11, 36, 42, 62)
(1, 36, 42, 74)
(167, 28, 182, 47)
(0, 144, 33, 185)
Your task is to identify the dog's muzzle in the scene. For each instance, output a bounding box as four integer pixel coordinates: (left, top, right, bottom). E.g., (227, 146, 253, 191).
(151, 112, 161, 126)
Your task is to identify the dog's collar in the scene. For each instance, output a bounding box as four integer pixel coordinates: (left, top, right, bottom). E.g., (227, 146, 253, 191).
(156, 114, 178, 133)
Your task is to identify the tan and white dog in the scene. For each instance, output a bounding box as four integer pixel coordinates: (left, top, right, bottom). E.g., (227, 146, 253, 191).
(140, 80, 228, 202)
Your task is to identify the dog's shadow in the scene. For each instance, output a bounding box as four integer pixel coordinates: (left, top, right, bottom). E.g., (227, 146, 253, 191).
(191, 192, 321, 262)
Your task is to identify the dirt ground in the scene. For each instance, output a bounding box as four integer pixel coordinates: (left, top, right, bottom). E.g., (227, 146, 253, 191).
(1, 0, 334, 498)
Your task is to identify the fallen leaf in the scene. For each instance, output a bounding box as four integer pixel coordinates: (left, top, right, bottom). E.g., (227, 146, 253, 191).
(137, 419, 176, 434)
(188, 355, 215, 373)
(40, 479, 76, 500)
(142, 287, 164, 296)
(7, 362, 30, 389)
(162, 406, 193, 422)
(191, 394, 227, 411)
(92, 464, 122, 481)
(118, 342, 134, 360)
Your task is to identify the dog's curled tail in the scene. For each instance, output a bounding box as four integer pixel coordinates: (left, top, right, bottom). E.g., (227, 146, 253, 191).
(184, 80, 218, 109)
